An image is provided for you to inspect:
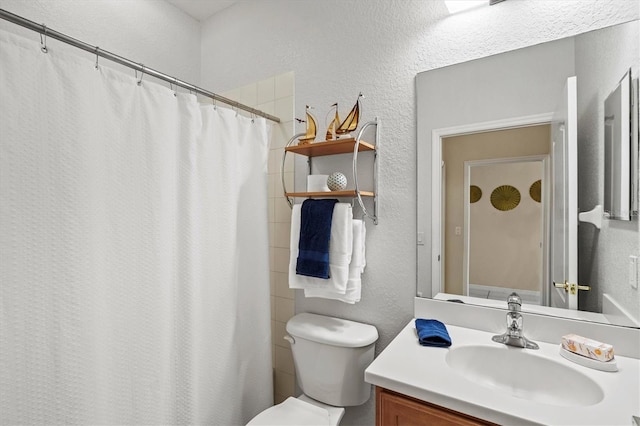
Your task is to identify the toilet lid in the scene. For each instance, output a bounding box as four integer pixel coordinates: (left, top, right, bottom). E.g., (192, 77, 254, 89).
(247, 397, 331, 425)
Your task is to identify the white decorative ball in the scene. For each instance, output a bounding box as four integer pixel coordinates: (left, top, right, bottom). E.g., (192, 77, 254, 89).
(327, 172, 347, 191)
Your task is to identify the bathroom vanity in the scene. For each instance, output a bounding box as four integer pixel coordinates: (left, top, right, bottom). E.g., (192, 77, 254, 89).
(376, 387, 495, 426)
(365, 313, 640, 425)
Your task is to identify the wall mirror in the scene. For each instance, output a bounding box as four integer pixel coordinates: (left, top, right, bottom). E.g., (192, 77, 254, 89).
(417, 19, 640, 328)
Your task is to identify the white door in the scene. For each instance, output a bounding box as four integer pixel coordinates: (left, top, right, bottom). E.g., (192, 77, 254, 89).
(550, 76, 578, 309)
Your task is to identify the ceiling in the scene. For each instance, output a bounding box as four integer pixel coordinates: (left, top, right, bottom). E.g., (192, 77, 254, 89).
(166, 0, 238, 21)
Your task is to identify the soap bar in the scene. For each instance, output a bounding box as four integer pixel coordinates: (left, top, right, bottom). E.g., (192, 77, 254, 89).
(561, 333, 614, 362)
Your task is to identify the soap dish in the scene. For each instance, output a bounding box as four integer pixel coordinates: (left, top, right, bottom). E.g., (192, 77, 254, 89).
(559, 347, 618, 372)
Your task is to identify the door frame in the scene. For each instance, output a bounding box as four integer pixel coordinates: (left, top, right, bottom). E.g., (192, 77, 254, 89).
(550, 75, 579, 310)
(431, 112, 554, 298)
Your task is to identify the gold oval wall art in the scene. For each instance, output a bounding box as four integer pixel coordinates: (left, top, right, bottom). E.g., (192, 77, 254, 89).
(470, 185, 482, 203)
(529, 180, 542, 203)
(490, 185, 521, 211)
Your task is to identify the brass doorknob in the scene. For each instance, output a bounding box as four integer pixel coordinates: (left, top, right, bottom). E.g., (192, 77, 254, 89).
(553, 281, 591, 295)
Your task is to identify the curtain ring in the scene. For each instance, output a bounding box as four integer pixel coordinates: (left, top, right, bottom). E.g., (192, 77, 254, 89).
(40, 24, 48, 53)
(94, 46, 100, 70)
(137, 64, 145, 86)
(173, 77, 178, 97)
(212, 97, 217, 110)
(251, 112, 255, 124)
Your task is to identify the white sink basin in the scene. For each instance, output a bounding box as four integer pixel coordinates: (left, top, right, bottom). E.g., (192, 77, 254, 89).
(445, 345, 604, 407)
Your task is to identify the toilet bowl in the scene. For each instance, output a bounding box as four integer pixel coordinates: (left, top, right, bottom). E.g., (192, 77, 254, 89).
(246, 313, 378, 426)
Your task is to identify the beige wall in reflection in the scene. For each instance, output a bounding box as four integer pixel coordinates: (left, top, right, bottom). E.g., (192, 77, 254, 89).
(443, 125, 550, 295)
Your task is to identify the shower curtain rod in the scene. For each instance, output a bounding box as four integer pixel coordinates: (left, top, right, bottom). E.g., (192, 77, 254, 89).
(0, 8, 281, 123)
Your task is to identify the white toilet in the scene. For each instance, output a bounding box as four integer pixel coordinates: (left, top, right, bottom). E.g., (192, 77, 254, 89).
(247, 312, 379, 425)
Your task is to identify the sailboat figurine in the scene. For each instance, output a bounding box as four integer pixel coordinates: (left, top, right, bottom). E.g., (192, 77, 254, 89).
(325, 103, 340, 141)
(298, 105, 317, 145)
(335, 92, 363, 139)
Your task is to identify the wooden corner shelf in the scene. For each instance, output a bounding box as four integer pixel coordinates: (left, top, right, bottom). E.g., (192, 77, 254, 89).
(285, 190, 374, 198)
(285, 138, 375, 157)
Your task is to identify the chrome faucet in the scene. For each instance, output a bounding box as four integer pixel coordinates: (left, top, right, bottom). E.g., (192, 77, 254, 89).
(492, 292, 539, 349)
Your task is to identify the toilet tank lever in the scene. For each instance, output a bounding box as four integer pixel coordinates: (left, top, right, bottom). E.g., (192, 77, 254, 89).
(283, 335, 295, 345)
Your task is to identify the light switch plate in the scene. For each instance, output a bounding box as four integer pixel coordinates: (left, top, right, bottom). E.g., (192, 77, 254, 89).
(630, 255, 638, 289)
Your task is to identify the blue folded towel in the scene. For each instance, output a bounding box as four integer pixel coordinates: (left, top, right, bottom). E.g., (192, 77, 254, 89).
(415, 319, 452, 347)
(296, 199, 339, 279)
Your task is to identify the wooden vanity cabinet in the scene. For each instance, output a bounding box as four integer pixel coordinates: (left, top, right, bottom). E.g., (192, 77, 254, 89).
(376, 387, 498, 426)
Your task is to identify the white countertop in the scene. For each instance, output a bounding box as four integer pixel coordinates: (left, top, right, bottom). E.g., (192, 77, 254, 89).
(365, 320, 640, 425)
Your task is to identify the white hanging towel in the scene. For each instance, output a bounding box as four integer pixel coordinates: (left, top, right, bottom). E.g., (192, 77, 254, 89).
(304, 219, 366, 303)
(289, 203, 353, 293)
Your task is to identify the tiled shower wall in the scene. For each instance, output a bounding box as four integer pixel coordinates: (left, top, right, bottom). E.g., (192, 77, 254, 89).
(221, 71, 296, 405)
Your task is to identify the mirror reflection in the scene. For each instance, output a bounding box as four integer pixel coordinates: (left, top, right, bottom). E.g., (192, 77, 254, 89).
(417, 19, 639, 328)
(604, 69, 634, 220)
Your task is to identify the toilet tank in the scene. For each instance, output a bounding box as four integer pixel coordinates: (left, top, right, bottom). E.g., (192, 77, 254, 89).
(286, 313, 379, 407)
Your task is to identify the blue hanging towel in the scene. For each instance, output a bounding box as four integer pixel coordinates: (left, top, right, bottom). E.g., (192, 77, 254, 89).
(415, 318, 452, 347)
(296, 199, 339, 279)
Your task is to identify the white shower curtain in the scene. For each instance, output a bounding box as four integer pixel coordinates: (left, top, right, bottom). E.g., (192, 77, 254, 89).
(0, 29, 272, 425)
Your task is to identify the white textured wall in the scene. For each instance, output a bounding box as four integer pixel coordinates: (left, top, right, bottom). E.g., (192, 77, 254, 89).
(0, 0, 201, 85)
(200, 1, 639, 424)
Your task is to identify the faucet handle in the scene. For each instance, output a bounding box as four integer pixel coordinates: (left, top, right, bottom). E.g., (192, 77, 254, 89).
(507, 292, 521, 311)
(507, 310, 523, 331)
